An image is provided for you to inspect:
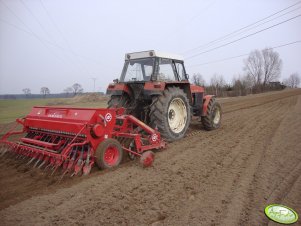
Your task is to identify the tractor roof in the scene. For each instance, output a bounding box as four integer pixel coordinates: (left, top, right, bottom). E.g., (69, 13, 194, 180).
(125, 50, 184, 61)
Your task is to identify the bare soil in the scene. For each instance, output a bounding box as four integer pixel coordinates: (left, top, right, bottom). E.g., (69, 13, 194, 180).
(1, 89, 301, 225)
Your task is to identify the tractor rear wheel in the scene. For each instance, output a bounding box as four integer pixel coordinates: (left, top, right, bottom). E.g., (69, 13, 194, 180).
(150, 86, 191, 142)
(201, 98, 222, 130)
(107, 95, 129, 108)
(95, 138, 124, 169)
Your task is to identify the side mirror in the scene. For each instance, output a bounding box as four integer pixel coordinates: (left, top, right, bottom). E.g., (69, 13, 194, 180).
(113, 78, 119, 83)
(186, 74, 189, 80)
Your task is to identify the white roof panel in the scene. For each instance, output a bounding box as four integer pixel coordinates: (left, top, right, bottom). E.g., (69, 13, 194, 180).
(125, 50, 184, 61)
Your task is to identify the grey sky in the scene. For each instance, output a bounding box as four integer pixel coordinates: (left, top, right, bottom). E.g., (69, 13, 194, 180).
(0, 0, 300, 94)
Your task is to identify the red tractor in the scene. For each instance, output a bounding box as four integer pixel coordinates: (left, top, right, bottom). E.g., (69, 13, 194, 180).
(107, 50, 222, 141)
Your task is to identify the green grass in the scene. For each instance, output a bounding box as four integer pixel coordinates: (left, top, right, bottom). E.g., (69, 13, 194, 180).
(0, 97, 107, 124)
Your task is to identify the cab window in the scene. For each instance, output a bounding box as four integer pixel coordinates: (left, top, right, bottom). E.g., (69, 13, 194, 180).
(121, 58, 154, 82)
(157, 58, 177, 81)
(175, 62, 186, 81)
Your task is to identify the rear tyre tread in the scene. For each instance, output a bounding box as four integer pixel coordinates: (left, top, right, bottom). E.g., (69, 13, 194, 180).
(150, 86, 191, 141)
(107, 95, 129, 108)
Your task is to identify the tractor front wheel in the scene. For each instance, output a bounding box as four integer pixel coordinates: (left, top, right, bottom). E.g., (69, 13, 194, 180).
(95, 138, 124, 169)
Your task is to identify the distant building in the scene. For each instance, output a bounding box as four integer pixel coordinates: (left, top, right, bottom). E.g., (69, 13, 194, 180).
(269, 81, 285, 90)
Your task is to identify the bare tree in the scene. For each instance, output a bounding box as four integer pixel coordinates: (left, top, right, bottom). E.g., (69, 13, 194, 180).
(210, 74, 225, 96)
(232, 75, 247, 96)
(22, 88, 31, 97)
(243, 49, 263, 87)
(64, 87, 73, 97)
(192, 73, 205, 86)
(262, 48, 282, 87)
(242, 75, 254, 94)
(283, 73, 300, 88)
(243, 48, 282, 91)
(72, 83, 83, 96)
(40, 87, 50, 98)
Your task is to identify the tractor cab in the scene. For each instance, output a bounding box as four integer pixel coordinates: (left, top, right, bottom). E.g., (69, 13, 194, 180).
(120, 50, 189, 83)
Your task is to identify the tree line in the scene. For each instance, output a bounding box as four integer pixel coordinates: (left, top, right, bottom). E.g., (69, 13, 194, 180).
(191, 48, 300, 97)
(22, 83, 84, 98)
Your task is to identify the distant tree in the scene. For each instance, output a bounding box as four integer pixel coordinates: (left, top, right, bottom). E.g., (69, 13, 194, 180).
(243, 49, 263, 87)
(72, 83, 83, 96)
(243, 48, 282, 91)
(283, 73, 300, 88)
(64, 87, 73, 97)
(40, 87, 50, 98)
(232, 76, 244, 96)
(262, 48, 282, 87)
(233, 79, 242, 92)
(22, 88, 31, 97)
(192, 73, 206, 86)
(210, 74, 225, 96)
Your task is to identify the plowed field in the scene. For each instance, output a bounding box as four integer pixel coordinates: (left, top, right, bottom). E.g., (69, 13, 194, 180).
(1, 89, 301, 225)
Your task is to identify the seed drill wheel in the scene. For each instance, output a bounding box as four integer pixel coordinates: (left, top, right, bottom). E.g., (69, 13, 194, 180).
(201, 98, 222, 130)
(140, 151, 155, 167)
(150, 86, 191, 141)
(95, 138, 124, 169)
(128, 140, 137, 160)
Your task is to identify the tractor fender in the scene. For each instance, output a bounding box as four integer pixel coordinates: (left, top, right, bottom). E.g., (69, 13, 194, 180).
(202, 95, 215, 116)
(106, 83, 131, 96)
(144, 82, 166, 96)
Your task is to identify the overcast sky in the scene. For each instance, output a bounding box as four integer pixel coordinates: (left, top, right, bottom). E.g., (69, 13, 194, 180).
(0, 0, 300, 94)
